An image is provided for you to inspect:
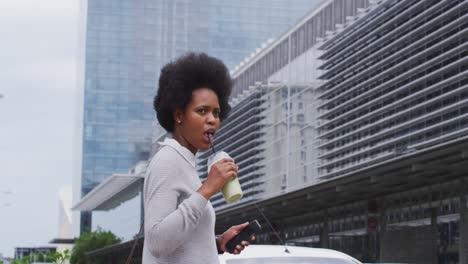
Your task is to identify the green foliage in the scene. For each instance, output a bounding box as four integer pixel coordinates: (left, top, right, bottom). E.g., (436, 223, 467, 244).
(53, 249, 71, 264)
(70, 229, 121, 264)
(10, 250, 68, 264)
(11, 253, 56, 264)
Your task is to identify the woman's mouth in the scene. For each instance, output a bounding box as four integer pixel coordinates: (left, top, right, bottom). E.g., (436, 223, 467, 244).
(203, 131, 215, 144)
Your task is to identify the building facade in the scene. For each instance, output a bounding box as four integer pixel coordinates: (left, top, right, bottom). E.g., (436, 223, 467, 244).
(197, 83, 317, 210)
(224, 0, 468, 196)
(211, 0, 468, 263)
(315, 0, 468, 179)
(203, 0, 371, 209)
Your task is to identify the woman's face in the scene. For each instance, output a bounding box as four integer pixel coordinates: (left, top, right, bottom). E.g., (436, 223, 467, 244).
(174, 87, 221, 154)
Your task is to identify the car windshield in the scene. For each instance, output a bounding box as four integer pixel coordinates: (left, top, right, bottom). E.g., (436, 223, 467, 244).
(226, 257, 360, 264)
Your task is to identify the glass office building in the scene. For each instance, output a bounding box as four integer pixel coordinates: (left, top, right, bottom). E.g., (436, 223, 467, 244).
(79, 0, 156, 233)
(78, 0, 327, 236)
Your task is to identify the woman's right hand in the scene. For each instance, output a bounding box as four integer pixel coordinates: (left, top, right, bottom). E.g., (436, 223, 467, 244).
(197, 158, 238, 200)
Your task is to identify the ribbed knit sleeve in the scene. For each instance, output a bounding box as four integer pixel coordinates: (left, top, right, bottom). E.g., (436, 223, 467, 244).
(143, 150, 209, 258)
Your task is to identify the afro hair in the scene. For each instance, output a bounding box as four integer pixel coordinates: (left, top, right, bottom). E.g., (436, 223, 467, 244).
(154, 52, 232, 133)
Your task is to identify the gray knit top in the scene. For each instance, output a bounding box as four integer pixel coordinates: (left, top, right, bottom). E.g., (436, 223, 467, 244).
(142, 137, 219, 264)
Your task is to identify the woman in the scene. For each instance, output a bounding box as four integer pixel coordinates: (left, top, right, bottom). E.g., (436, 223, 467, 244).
(143, 53, 255, 263)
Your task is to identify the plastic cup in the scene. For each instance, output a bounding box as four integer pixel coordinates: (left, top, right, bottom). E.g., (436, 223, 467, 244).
(207, 151, 243, 203)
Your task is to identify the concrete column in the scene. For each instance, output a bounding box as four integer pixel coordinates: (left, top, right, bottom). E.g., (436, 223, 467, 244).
(320, 221, 329, 248)
(367, 199, 379, 262)
(460, 195, 468, 264)
(430, 207, 439, 264)
(378, 200, 387, 262)
(140, 180, 144, 231)
(431, 207, 438, 226)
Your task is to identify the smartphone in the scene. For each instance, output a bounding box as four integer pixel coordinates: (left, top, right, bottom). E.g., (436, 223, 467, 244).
(226, 220, 262, 253)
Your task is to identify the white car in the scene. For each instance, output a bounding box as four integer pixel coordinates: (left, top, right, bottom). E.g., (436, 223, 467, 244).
(219, 245, 362, 264)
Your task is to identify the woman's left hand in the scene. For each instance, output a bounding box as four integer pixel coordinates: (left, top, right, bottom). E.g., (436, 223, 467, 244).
(217, 222, 256, 254)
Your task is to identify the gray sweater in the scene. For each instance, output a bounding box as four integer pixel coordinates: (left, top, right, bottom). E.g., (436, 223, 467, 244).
(142, 137, 219, 264)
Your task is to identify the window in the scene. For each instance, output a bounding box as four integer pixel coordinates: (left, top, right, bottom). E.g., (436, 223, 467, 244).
(297, 114, 305, 122)
(85, 125, 93, 137)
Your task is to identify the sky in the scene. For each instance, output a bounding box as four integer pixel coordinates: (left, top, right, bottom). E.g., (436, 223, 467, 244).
(0, 0, 79, 257)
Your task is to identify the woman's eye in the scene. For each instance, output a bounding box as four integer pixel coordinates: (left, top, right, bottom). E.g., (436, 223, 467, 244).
(197, 108, 220, 117)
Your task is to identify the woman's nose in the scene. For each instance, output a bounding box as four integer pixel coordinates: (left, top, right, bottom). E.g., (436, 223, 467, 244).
(207, 113, 217, 124)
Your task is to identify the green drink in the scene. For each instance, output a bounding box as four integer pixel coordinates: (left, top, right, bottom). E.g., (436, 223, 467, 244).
(207, 151, 243, 203)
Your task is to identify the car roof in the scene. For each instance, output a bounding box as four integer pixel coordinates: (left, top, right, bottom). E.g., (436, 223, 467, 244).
(218, 245, 361, 262)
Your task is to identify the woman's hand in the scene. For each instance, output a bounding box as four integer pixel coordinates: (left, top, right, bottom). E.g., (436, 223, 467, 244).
(197, 158, 238, 200)
(217, 222, 256, 254)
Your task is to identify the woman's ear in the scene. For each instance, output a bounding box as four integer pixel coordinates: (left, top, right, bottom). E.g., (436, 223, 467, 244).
(174, 108, 183, 124)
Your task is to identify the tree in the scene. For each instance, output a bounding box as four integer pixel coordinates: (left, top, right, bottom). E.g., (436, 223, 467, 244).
(11, 257, 28, 264)
(52, 249, 71, 264)
(70, 229, 121, 264)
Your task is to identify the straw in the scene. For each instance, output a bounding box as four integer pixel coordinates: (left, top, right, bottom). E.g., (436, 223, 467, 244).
(208, 134, 216, 154)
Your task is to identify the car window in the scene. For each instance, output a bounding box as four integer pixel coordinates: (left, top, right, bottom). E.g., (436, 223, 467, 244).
(226, 257, 360, 264)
